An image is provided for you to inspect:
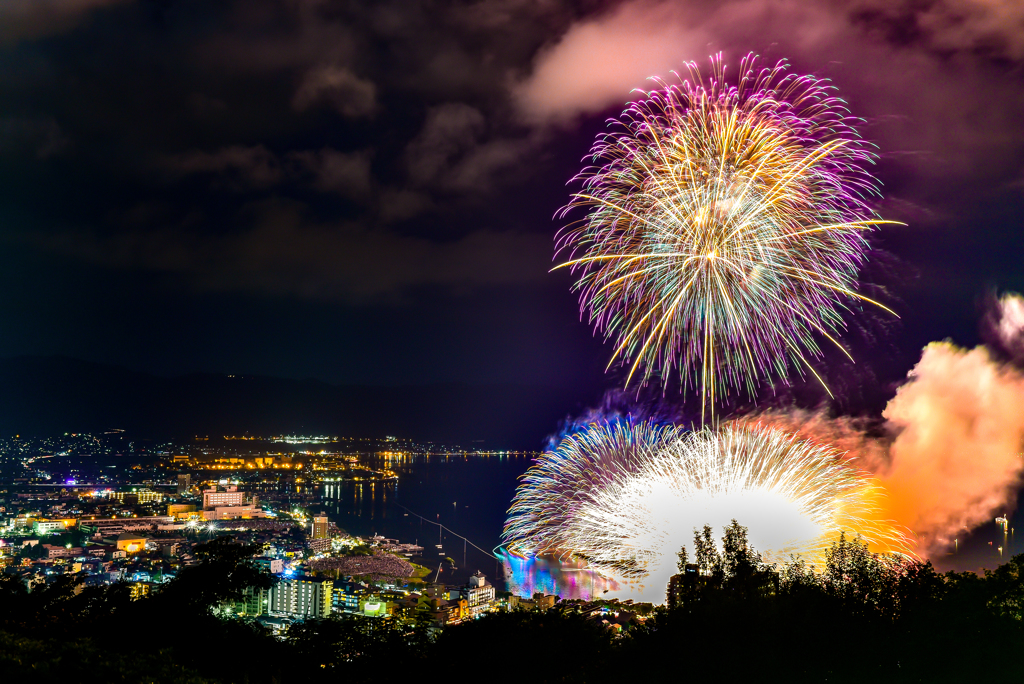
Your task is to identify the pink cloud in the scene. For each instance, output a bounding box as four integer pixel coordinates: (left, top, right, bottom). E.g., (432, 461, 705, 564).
(512, 0, 1024, 195)
(513, 1, 707, 124)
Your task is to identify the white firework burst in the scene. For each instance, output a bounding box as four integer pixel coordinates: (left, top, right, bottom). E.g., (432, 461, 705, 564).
(504, 421, 912, 587)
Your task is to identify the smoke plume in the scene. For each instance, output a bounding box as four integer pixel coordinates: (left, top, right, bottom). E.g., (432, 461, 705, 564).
(981, 291, 1024, 366)
(880, 342, 1024, 550)
(748, 341, 1024, 556)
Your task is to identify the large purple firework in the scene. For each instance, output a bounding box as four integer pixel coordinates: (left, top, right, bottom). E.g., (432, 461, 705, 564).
(556, 54, 897, 417)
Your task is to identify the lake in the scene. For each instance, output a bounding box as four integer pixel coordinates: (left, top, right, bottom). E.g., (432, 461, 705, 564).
(284, 452, 658, 601)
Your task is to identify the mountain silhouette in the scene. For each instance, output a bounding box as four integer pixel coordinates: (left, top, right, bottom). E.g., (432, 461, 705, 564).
(0, 356, 600, 450)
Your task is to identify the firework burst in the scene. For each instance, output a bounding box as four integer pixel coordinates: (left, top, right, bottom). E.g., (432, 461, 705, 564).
(503, 421, 913, 584)
(556, 54, 897, 417)
(503, 420, 684, 565)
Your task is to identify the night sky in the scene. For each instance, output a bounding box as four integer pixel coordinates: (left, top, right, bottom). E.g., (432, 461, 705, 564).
(0, 0, 1022, 409)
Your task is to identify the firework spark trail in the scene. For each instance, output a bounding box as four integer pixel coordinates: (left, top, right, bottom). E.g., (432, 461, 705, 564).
(502, 420, 684, 562)
(503, 421, 913, 589)
(556, 54, 897, 418)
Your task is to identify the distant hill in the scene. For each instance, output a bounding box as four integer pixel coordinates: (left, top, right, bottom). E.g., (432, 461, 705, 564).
(0, 356, 601, 450)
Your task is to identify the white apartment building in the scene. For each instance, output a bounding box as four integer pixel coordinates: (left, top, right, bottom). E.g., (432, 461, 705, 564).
(462, 571, 496, 620)
(33, 520, 67, 534)
(269, 577, 334, 619)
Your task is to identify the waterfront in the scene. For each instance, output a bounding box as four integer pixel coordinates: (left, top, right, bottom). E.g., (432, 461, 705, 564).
(259, 452, 530, 590)
(7, 437, 1016, 599)
(258, 452, 658, 601)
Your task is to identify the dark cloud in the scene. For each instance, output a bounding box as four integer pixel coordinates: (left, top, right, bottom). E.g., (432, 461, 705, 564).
(38, 199, 550, 302)
(377, 188, 434, 224)
(292, 65, 377, 118)
(853, 0, 1024, 60)
(162, 145, 374, 198)
(0, 116, 69, 158)
(406, 103, 488, 185)
(0, 0, 132, 45)
(163, 145, 284, 190)
(0, 0, 1020, 392)
(404, 103, 543, 195)
(287, 148, 374, 198)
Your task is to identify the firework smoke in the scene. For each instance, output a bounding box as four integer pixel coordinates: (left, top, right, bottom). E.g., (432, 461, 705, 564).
(557, 53, 895, 416)
(504, 420, 912, 591)
(982, 291, 1024, 366)
(750, 341, 1024, 554)
(882, 342, 1024, 550)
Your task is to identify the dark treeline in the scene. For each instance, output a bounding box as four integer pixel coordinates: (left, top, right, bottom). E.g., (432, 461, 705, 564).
(2, 530, 1024, 683)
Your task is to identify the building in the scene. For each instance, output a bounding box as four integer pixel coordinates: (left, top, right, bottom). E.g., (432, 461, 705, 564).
(40, 544, 82, 559)
(312, 515, 329, 540)
(231, 586, 269, 616)
(253, 557, 284, 574)
(110, 489, 164, 505)
(332, 585, 361, 613)
(199, 486, 264, 520)
(516, 593, 556, 611)
(461, 571, 496, 620)
(269, 577, 334, 619)
(116, 533, 148, 553)
(666, 564, 700, 607)
(307, 538, 331, 554)
(176, 474, 191, 495)
(359, 595, 395, 618)
(168, 503, 197, 518)
(416, 585, 464, 627)
(33, 520, 67, 535)
(202, 486, 246, 509)
(80, 516, 175, 535)
(130, 582, 155, 600)
(255, 616, 292, 636)
(201, 504, 265, 521)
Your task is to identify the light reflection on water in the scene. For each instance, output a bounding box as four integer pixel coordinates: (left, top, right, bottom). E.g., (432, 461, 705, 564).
(497, 549, 664, 603)
(254, 453, 666, 600)
(498, 549, 618, 600)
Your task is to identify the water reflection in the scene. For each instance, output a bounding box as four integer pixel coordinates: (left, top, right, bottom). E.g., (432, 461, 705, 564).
(498, 550, 619, 600)
(254, 454, 666, 600)
(498, 549, 667, 603)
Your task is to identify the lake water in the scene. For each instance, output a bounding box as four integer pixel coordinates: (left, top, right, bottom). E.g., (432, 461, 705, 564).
(285, 452, 658, 601)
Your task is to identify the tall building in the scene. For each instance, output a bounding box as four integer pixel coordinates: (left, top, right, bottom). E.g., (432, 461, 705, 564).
(176, 474, 191, 495)
(312, 515, 329, 540)
(462, 571, 496, 620)
(666, 564, 700, 608)
(234, 587, 269, 616)
(269, 577, 334, 619)
(202, 486, 246, 509)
